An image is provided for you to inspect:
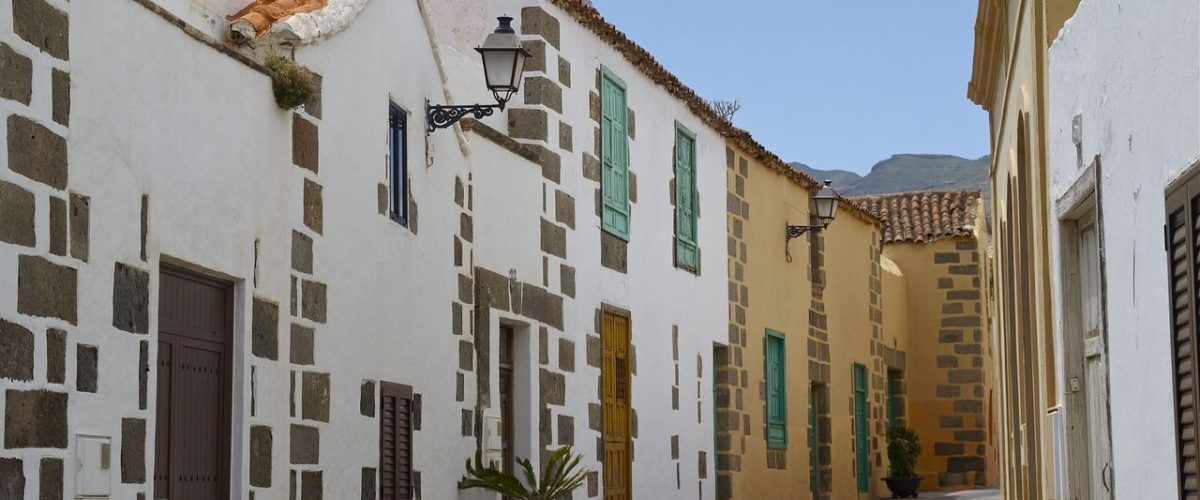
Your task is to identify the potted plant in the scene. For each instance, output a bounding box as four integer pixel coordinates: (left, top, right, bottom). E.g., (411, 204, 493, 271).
(883, 426, 924, 498)
(459, 446, 589, 500)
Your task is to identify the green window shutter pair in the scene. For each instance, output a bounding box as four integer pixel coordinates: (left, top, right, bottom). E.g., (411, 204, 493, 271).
(809, 384, 821, 494)
(765, 330, 787, 449)
(853, 363, 870, 492)
(674, 123, 699, 270)
(600, 67, 630, 239)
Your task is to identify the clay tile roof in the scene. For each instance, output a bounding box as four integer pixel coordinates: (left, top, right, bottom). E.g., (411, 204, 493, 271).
(850, 190, 982, 244)
(229, 0, 327, 37)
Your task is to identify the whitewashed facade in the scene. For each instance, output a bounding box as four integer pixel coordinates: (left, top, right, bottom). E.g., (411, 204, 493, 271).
(1046, 1, 1200, 499)
(0, 0, 729, 499)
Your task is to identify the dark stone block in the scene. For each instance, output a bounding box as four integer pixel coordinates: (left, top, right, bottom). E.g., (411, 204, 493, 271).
(361, 468, 375, 500)
(942, 315, 981, 328)
(459, 340, 474, 371)
(540, 218, 567, 258)
(521, 6, 560, 48)
(937, 385, 962, 398)
(139, 195, 148, 261)
(475, 267, 510, 310)
(120, 418, 145, 483)
(558, 414, 574, 445)
(508, 108, 548, 141)
(934, 442, 964, 456)
(8, 115, 67, 189)
(301, 280, 326, 323)
(46, 327, 64, 384)
(954, 430, 986, 442)
(301, 470, 322, 500)
(292, 115, 319, 172)
(461, 409, 473, 437)
(628, 171, 638, 203)
(539, 368, 565, 406)
(559, 337, 575, 372)
(943, 302, 964, 314)
(938, 329, 963, 343)
(290, 424, 319, 464)
(950, 264, 979, 275)
(304, 72, 322, 119)
(0, 43, 32, 105)
(0, 458, 23, 499)
(934, 252, 960, 264)
(48, 196, 65, 255)
(555, 190, 575, 229)
(302, 179, 322, 234)
(301, 372, 330, 422)
(627, 108, 636, 140)
(251, 298, 279, 360)
(947, 456, 984, 473)
(139, 340, 148, 409)
(939, 415, 964, 428)
(51, 69, 68, 126)
(0, 180, 35, 247)
(0, 319, 33, 381)
(586, 335, 601, 368)
(953, 399, 984, 413)
(955, 343, 982, 355)
(13, 0, 68, 60)
(112, 262, 149, 333)
(948, 290, 980, 301)
(377, 183, 387, 215)
(560, 264, 576, 298)
(600, 230, 628, 273)
(524, 76, 562, 113)
(249, 425, 272, 487)
(523, 39, 546, 72)
(38, 457, 61, 500)
(291, 230, 313, 273)
(520, 283, 563, 330)
(948, 370, 983, 384)
(290, 324, 314, 365)
(582, 153, 600, 182)
(936, 355, 958, 368)
(360, 380, 375, 417)
(76, 344, 97, 393)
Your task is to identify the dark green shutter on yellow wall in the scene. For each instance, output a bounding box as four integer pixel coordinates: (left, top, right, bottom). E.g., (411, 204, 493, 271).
(766, 330, 786, 449)
(600, 67, 630, 239)
(854, 364, 869, 492)
(674, 123, 698, 270)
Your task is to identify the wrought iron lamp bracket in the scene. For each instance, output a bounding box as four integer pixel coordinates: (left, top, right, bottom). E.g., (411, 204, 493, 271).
(426, 100, 504, 133)
(785, 223, 826, 262)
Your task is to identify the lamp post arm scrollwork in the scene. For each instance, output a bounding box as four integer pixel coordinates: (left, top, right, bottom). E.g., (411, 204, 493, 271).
(426, 102, 503, 133)
(785, 223, 826, 263)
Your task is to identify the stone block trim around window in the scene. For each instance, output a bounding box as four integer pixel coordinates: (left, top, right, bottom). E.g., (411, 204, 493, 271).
(599, 66, 630, 240)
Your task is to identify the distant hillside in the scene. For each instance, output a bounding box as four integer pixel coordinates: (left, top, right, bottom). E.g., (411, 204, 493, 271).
(788, 162, 863, 188)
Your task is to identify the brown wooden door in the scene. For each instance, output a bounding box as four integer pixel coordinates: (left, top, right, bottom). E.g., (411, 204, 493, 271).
(154, 267, 233, 500)
(499, 326, 515, 475)
(380, 382, 414, 500)
(1167, 172, 1200, 499)
(602, 311, 631, 500)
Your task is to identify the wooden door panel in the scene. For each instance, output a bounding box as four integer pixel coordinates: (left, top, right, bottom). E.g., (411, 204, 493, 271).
(602, 311, 631, 500)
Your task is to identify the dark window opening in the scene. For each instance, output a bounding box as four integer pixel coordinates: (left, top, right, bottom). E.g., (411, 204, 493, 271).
(389, 102, 408, 225)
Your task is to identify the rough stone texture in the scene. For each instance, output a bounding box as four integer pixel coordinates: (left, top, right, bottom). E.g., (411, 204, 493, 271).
(523, 39, 546, 72)
(301, 470, 322, 500)
(250, 425, 272, 487)
(458, 274, 474, 304)
(0, 43, 32, 105)
(0, 458, 23, 500)
(521, 6, 560, 48)
(947, 456, 984, 473)
(290, 424, 320, 464)
(559, 338, 575, 372)
(948, 369, 983, 384)
(120, 418, 145, 483)
(38, 457, 61, 500)
(475, 267, 510, 310)
(508, 108, 548, 141)
(520, 283, 563, 330)
(539, 368, 565, 406)
(558, 414, 574, 445)
(554, 189, 575, 229)
(558, 122, 574, 153)
(529, 144, 561, 183)
(8, 115, 67, 189)
(17, 256, 75, 324)
(290, 324, 314, 365)
(301, 372, 330, 422)
(112, 262, 149, 334)
(587, 471, 598, 497)
(301, 280, 327, 323)
(139, 195, 148, 261)
(46, 327, 64, 384)
(377, 183, 387, 215)
(586, 335, 601, 367)
(292, 114, 319, 172)
(360, 380, 375, 417)
(0, 319, 34, 381)
(560, 264, 575, 298)
(76, 344, 97, 393)
(582, 153, 600, 182)
(600, 230, 628, 273)
(13, 0, 68, 59)
(303, 179, 323, 234)
(252, 298, 279, 360)
(558, 56, 571, 87)
(461, 409, 473, 437)
(626, 108, 636, 139)
(459, 340, 474, 371)
(139, 341, 148, 409)
(360, 467, 376, 500)
(0, 180, 35, 247)
(540, 218, 567, 258)
(304, 72, 322, 119)
(935, 442, 964, 456)
(51, 69, 68, 126)
(48, 196, 65, 255)
(524, 76, 562, 113)
(292, 230, 313, 273)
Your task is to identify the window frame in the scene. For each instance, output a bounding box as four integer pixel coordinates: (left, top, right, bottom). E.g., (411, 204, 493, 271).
(388, 102, 408, 226)
(599, 66, 630, 240)
(765, 329, 787, 450)
(674, 121, 699, 272)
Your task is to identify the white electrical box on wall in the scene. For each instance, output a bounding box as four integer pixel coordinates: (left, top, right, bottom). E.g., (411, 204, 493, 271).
(75, 435, 111, 498)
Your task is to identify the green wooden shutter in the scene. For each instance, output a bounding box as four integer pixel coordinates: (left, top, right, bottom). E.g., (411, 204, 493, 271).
(675, 123, 698, 270)
(600, 67, 630, 239)
(766, 330, 787, 449)
(854, 364, 870, 492)
(809, 384, 820, 494)
(886, 370, 900, 429)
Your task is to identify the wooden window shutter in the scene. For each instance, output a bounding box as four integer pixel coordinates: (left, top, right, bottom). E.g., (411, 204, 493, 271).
(1168, 170, 1200, 499)
(380, 383, 414, 500)
(765, 330, 787, 449)
(600, 67, 630, 239)
(674, 124, 698, 270)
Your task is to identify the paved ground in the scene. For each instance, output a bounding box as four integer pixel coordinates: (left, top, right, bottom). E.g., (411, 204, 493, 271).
(886, 488, 1001, 499)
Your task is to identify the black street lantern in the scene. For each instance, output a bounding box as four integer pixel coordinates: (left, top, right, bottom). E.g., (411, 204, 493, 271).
(785, 180, 840, 261)
(427, 16, 531, 133)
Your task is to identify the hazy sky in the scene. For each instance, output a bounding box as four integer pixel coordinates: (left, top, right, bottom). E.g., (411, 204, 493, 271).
(588, 0, 990, 175)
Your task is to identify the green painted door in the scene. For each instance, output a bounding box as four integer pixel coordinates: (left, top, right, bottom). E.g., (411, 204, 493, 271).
(600, 68, 629, 238)
(854, 364, 869, 492)
(765, 331, 786, 449)
(674, 124, 698, 269)
(809, 384, 819, 495)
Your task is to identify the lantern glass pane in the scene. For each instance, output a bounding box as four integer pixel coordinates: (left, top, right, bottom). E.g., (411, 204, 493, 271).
(814, 197, 836, 220)
(482, 50, 518, 89)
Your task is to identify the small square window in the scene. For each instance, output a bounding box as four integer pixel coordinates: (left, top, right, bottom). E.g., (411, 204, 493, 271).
(388, 103, 408, 225)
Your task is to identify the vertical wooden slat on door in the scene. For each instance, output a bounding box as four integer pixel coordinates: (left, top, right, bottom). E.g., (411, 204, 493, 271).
(380, 382, 413, 500)
(602, 311, 631, 500)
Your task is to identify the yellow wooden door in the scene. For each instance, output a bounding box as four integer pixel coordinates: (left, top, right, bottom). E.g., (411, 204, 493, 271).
(602, 312, 631, 500)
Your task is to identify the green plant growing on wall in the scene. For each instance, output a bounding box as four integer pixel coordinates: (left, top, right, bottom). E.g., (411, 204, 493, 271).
(459, 446, 589, 500)
(886, 426, 923, 479)
(264, 55, 315, 110)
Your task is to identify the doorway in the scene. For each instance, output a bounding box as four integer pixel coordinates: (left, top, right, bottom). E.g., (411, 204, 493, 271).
(601, 310, 632, 500)
(154, 266, 233, 499)
(499, 325, 515, 475)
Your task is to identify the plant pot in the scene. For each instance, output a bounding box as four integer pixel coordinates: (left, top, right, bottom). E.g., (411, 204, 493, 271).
(882, 476, 923, 498)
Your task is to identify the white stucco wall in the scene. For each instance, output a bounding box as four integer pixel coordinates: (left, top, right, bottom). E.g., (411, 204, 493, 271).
(1047, 1, 1200, 498)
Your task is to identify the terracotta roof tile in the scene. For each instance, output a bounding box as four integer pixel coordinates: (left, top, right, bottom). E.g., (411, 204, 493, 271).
(229, 0, 327, 37)
(850, 190, 982, 244)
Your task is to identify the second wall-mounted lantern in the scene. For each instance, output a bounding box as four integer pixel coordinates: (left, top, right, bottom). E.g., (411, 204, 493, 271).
(426, 16, 531, 133)
(785, 180, 839, 261)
